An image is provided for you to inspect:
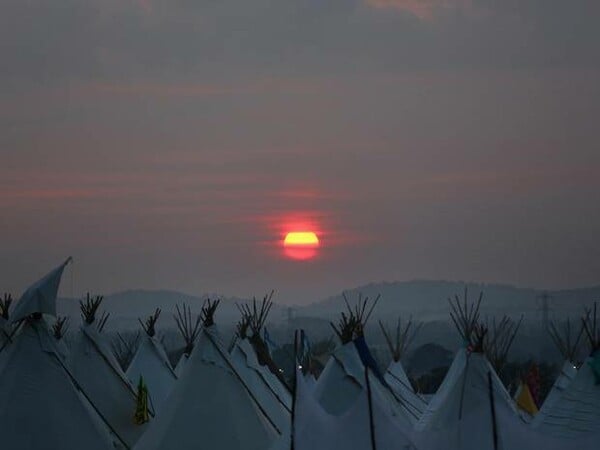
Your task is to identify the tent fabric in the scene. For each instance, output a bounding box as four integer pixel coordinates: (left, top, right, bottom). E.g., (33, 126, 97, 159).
(230, 338, 292, 435)
(134, 326, 279, 450)
(313, 341, 366, 414)
(589, 350, 600, 384)
(313, 338, 418, 427)
(416, 347, 469, 431)
(531, 360, 577, 429)
(70, 324, 148, 447)
(174, 351, 189, 377)
(235, 339, 291, 406)
(0, 319, 114, 450)
(385, 360, 428, 421)
(293, 367, 417, 450)
(10, 257, 71, 323)
(413, 350, 591, 450)
(532, 356, 600, 438)
(126, 335, 177, 413)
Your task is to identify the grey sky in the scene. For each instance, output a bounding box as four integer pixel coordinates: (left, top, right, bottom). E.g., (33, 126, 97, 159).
(2, 1, 599, 304)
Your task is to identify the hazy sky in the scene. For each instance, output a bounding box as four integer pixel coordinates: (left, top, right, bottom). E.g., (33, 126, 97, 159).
(2, 1, 600, 304)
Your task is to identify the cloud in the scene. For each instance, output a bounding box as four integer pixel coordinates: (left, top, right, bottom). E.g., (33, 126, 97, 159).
(1, 0, 599, 95)
(365, 0, 476, 20)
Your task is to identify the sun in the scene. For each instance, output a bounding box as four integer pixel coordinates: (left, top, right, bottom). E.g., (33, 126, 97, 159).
(283, 231, 320, 260)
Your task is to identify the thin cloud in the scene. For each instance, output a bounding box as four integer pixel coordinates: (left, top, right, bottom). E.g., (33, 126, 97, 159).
(366, 0, 476, 20)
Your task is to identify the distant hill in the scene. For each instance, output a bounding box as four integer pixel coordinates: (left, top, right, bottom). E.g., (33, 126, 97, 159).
(298, 280, 600, 322)
(55, 280, 600, 334)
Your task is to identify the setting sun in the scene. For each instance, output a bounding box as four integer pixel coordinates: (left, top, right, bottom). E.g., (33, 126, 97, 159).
(283, 231, 320, 260)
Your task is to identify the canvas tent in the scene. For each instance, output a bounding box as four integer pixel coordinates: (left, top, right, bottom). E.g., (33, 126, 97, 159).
(69, 294, 150, 447)
(126, 308, 177, 413)
(231, 337, 292, 435)
(173, 303, 201, 377)
(230, 294, 292, 434)
(134, 300, 280, 450)
(292, 323, 417, 450)
(531, 304, 600, 439)
(10, 257, 72, 323)
(413, 289, 592, 450)
(379, 316, 428, 419)
(0, 259, 118, 450)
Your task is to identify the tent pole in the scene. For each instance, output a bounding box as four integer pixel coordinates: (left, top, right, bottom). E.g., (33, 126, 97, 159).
(290, 329, 299, 450)
(487, 371, 499, 450)
(364, 366, 378, 450)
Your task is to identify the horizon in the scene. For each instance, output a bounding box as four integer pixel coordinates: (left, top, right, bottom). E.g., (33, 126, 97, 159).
(46, 274, 600, 309)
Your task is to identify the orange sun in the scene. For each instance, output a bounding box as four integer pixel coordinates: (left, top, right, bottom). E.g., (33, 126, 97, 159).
(283, 231, 320, 260)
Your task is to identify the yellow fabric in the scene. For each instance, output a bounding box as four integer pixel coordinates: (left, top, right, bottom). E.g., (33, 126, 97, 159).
(516, 382, 539, 415)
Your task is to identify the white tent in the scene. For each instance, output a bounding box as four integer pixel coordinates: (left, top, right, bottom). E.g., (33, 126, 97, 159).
(134, 326, 280, 450)
(532, 356, 600, 438)
(230, 337, 292, 434)
(293, 365, 417, 450)
(414, 350, 591, 450)
(174, 352, 189, 376)
(0, 317, 116, 450)
(384, 360, 428, 421)
(313, 339, 419, 429)
(173, 303, 202, 377)
(70, 322, 149, 446)
(126, 334, 177, 413)
(379, 316, 427, 419)
(531, 361, 577, 424)
(313, 341, 366, 415)
(10, 257, 72, 323)
(531, 310, 600, 439)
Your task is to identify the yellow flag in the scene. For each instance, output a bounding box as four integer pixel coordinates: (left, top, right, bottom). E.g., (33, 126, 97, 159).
(134, 376, 150, 425)
(515, 381, 539, 416)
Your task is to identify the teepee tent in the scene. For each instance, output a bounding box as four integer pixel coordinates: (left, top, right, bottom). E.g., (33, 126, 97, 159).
(235, 291, 289, 388)
(10, 257, 72, 323)
(0, 259, 120, 450)
(313, 293, 419, 428)
(379, 316, 428, 418)
(313, 293, 379, 415)
(126, 308, 177, 413)
(414, 288, 579, 450)
(134, 299, 280, 450)
(231, 294, 292, 435)
(291, 325, 417, 450)
(0, 317, 117, 450)
(532, 303, 600, 439)
(173, 302, 201, 377)
(528, 318, 582, 421)
(112, 331, 141, 372)
(69, 293, 150, 447)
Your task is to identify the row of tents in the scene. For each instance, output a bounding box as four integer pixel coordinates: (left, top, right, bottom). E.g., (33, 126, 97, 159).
(1, 258, 599, 449)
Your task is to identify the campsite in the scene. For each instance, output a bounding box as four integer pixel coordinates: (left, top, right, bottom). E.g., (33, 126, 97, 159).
(2, 260, 599, 449)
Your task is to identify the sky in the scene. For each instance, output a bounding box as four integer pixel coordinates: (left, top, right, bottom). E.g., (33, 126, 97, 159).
(2, 0, 600, 305)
